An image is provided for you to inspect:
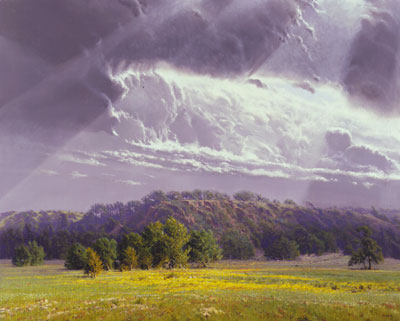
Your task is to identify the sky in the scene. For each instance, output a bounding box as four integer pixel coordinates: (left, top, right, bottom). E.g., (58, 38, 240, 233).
(0, 0, 400, 211)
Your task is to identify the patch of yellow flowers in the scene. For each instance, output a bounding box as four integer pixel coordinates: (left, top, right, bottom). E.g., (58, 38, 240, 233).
(61, 268, 399, 295)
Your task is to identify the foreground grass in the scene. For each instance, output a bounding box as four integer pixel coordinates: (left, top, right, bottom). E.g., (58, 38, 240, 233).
(1, 260, 400, 320)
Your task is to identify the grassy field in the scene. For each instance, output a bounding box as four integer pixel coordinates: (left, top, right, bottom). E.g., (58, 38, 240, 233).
(1, 256, 400, 320)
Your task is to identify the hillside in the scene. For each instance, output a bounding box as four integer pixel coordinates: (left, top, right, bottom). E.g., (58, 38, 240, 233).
(1, 190, 400, 259)
(0, 210, 84, 230)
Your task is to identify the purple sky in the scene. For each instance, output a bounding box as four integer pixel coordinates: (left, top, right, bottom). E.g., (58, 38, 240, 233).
(1, 0, 400, 212)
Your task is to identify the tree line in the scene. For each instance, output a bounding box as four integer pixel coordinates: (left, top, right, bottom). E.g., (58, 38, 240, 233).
(10, 216, 384, 272)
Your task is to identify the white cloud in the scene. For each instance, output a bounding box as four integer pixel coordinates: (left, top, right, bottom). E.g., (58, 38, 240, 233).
(71, 171, 88, 179)
(116, 179, 142, 186)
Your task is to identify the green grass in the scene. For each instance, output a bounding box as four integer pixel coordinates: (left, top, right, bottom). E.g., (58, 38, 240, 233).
(0, 259, 399, 320)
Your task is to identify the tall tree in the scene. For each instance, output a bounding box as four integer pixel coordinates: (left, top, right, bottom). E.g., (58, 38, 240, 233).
(163, 217, 190, 268)
(348, 226, 384, 270)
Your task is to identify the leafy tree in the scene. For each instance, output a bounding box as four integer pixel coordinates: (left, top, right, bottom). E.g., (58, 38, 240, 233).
(264, 237, 300, 260)
(348, 226, 384, 270)
(28, 241, 45, 266)
(12, 244, 32, 267)
(187, 230, 222, 266)
(84, 248, 103, 278)
(65, 243, 87, 270)
(141, 217, 190, 268)
(93, 238, 117, 270)
(220, 230, 254, 260)
(142, 221, 168, 267)
(163, 217, 190, 268)
(121, 247, 138, 271)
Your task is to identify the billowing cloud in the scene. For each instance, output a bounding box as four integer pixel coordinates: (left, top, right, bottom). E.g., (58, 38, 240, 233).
(345, 145, 395, 172)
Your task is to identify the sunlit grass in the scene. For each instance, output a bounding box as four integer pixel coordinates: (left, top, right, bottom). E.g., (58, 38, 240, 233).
(1, 260, 399, 320)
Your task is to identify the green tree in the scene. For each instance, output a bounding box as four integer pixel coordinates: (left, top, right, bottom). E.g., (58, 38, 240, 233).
(28, 241, 45, 266)
(141, 217, 190, 268)
(118, 232, 152, 270)
(348, 226, 384, 270)
(65, 243, 87, 270)
(84, 248, 103, 278)
(187, 230, 222, 266)
(139, 246, 153, 270)
(163, 217, 190, 268)
(121, 246, 138, 271)
(142, 221, 168, 267)
(220, 230, 254, 260)
(93, 238, 117, 270)
(12, 244, 32, 267)
(264, 237, 300, 260)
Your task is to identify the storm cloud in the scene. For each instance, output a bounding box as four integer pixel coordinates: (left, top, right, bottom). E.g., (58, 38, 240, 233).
(1, 0, 400, 211)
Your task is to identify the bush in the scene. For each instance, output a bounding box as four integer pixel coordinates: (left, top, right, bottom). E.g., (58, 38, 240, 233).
(12, 241, 45, 267)
(12, 244, 31, 267)
(65, 243, 87, 270)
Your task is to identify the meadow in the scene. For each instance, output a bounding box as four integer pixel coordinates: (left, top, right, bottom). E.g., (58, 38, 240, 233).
(1, 257, 400, 321)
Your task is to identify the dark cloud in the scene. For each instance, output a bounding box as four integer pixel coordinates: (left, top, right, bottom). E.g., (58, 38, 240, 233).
(0, 0, 136, 64)
(343, 0, 400, 111)
(110, 0, 302, 76)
